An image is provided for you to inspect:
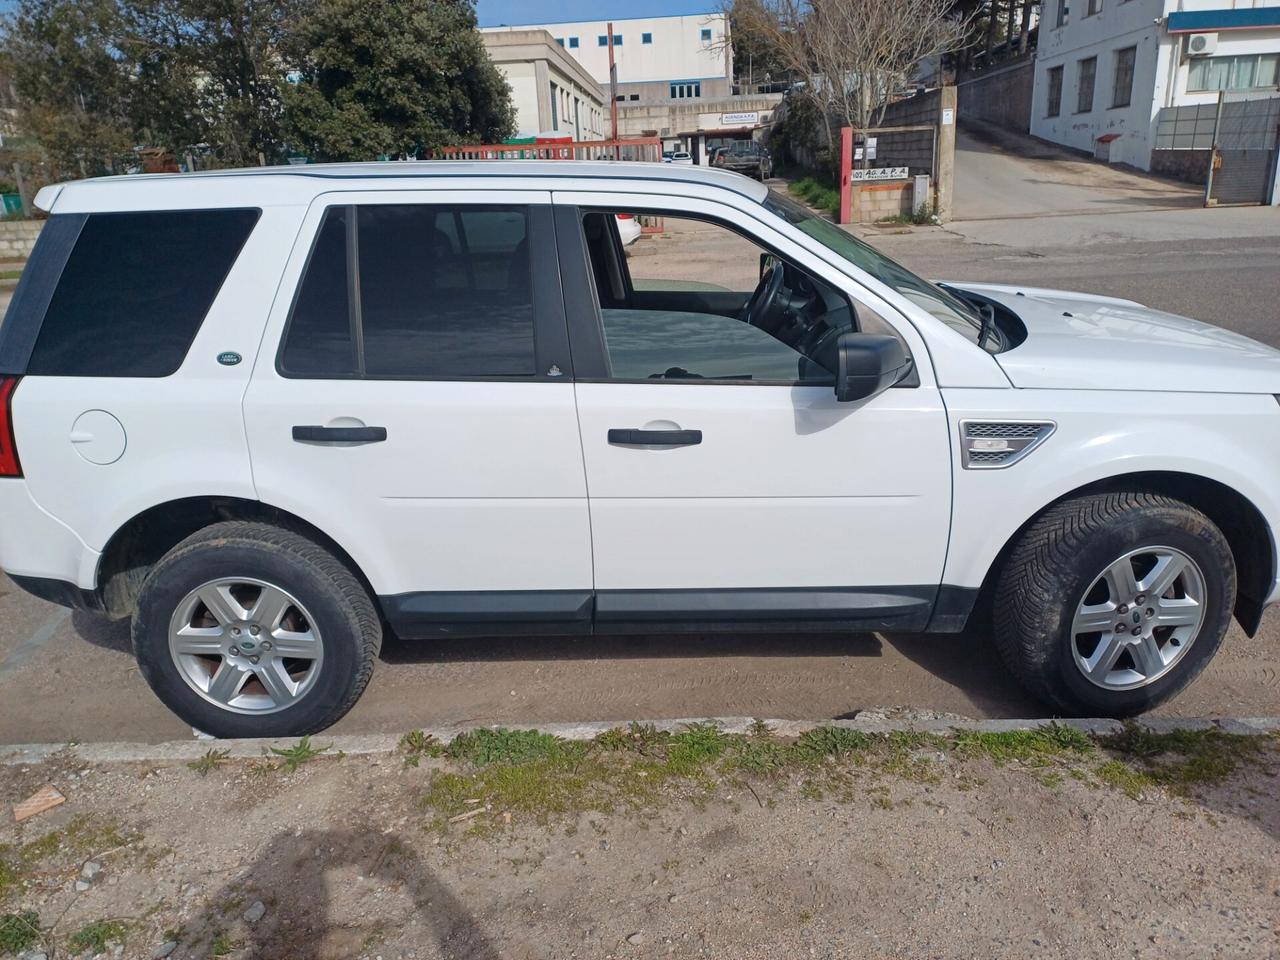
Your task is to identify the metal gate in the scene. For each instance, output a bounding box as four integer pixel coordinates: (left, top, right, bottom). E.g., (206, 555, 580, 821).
(1154, 96, 1279, 206)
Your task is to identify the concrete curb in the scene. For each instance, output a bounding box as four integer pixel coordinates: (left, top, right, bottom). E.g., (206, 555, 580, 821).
(2, 714, 1276, 766)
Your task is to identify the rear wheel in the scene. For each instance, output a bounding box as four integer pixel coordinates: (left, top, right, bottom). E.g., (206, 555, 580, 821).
(133, 521, 381, 738)
(993, 492, 1234, 717)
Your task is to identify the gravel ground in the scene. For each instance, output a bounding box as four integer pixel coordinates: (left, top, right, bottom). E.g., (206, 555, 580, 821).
(1, 724, 1277, 960)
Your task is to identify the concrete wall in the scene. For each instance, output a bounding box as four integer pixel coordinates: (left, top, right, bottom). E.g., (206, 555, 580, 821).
(0, 219, 41, 259)
(957, 57, 1035, 133)
(1033, 0, 1280, 170)
(1150, 147, 1212, 183)
(482, 30, 606, 140)
(482, 13, 731, 104)
(875, 87, 957, 218)
(616, 93, 781, 142)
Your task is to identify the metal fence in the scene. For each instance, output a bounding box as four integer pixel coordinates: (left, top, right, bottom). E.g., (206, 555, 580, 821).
(1154, 96, 1279, 205)
(435, 137, 663, 163)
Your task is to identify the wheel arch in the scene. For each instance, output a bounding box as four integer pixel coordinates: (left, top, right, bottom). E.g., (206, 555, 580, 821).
(95, 496, 381, 622)
(977, 471, 1274, 637)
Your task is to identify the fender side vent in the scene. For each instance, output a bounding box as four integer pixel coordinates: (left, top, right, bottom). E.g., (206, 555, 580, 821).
(960, 420, 1055, 470)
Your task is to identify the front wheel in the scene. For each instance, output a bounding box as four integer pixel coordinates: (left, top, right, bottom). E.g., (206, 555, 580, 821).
(993, 491, 1235, 717)
(133, 521, 381, 738)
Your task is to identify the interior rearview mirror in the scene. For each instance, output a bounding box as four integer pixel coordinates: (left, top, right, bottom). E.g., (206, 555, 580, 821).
(835, 332, 913, 403)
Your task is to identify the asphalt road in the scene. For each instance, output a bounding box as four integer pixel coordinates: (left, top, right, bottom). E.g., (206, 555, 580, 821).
(0, 158, 1278, 744)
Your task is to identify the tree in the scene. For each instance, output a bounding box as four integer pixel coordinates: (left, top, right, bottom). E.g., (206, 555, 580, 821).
(125, 0, 295, 166)
(727, 0, 790, 90)
(735, 0, 973, 153)
(282, 0, 515, 162)
(0, 0, 134, 177)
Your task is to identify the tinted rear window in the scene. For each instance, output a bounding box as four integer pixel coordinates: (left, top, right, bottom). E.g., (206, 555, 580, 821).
(26, 208, 260, 377)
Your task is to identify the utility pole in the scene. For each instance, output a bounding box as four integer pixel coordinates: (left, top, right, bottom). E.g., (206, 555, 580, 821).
(608, 22, 619, 159)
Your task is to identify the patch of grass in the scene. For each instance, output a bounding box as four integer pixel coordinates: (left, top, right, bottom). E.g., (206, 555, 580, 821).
(270, 735, 329, 772)
(665, 723, 729, 773)
(0, 910, 40, 954)
(794, 725, 876, 761)
(595, 722, 670, 755)
(446, 728, 578, 766)
(68, 919, 128, 954)
(877, 202, 941, 226)
(953, 723, 1094, 765)
(399, 730, 442, 767)
(789, 175, 840, 217)
(211, 931, 236, 956)
(0, 854, 18, 902)
(1098, 724, 1275, 796)
(188, 747, 231, 777)
(1095, 759, 1152, 799)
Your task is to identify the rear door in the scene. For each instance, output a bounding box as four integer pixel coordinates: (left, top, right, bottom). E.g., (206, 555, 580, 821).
(243, 190, 593, 636)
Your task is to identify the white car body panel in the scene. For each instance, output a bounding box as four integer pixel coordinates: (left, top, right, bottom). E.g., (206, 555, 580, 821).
(241, 190, 593, 597)
(954, 283, 1280, 394)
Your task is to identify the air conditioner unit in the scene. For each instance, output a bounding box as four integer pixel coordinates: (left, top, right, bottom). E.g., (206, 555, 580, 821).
(1186, 32, 1218, 56)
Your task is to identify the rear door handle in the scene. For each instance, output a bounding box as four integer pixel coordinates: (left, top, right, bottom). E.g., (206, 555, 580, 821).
(607, 428, 702, 446)
(292, 425, 388, 444)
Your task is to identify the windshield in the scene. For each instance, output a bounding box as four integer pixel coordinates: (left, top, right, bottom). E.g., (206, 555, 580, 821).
(763, 189, 985, 344)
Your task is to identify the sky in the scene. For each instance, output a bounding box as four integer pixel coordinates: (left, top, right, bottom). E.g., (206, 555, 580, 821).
(475, 0, 719, 28)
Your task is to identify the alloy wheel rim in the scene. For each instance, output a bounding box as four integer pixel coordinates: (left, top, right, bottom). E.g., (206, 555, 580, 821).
(168, 578, 323, 715)
(1070, 546, 1206, 691)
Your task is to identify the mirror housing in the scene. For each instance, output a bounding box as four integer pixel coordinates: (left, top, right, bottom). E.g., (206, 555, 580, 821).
(835, 332, 913, 403)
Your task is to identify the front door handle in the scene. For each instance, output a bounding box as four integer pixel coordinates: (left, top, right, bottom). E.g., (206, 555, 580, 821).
(608, 428, 702, 446)
(292, 425, 388, 444)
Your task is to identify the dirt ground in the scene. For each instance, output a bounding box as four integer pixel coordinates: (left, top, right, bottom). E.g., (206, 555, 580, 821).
(1, 724, 1277, 960)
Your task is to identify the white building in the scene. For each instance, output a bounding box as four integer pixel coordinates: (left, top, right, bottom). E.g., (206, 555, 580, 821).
(481, 29, 607, 141)
(481, 10, 732, 104)
(1031, 0, 1280, 169)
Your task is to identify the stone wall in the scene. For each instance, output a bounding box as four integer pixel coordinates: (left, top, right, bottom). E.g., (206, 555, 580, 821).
(0, 219, 42, 260)
(853, 182, 914, 222)
(956, 57, 1034, 134)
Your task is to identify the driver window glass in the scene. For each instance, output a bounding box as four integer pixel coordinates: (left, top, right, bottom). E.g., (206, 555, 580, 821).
(583, 210, 885, 384)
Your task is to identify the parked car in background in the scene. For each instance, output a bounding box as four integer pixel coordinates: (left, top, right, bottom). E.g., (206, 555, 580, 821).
(615, 212, 641, 246)
(4, 161, 1280, 737)
(668, 151, 693, 166)
(712, 141, 773, 180)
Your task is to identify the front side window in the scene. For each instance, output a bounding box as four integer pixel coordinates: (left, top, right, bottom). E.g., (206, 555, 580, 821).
(581, 210, 896, 383)
(1077, 56, 1097, 113)
(280, 204, 536, 379)
(1187, 53, 1280, 92)
(1047, 65, 1064, 116)
(1112, 46, 1136, 107)
(27, 208, 259, 377)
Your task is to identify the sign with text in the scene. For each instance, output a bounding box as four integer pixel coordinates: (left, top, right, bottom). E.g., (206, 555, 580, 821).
(720, 112, 759, 126)
(851, 166, 909, 182)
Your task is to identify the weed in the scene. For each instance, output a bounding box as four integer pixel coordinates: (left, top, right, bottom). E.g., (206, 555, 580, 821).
(68, 919, 128, 954)
(728, 737, 791, 775)
(877, 202, 941, 226)
(788, 175, 840, 217)
(595, 723, 670, 755)
(1098, 725, 1274, 795)
(270, 735, 329, 772)
(794, 726, 875, 761)
(1095, 759, 1152, 799)
(953, 723, 1094, 765)
(446, 728, 577, 766)
(399, 730, 442, 767)
(666, 723, 728, 773)
(211, 931, 236, 956)
(0, 910, 40, 954)
(748, 718, 772, 738)
(0, 855, 17, 902)
(188, 747, 231, 777)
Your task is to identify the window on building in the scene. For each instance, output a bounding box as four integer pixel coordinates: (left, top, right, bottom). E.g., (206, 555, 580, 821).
(569, 36, 579, 48)
(642, 32, 652, 44)
(1086, 0, 1101, 16)
(550, 82, 558, 128)
(598, 35, 607, 46)
(1077, 56, 1097, 112)
(280, 206, 537, 379)
(629, 94, 640, 100)
(1112, 46, 1136, 107)
(555, 37, 564, 46)
(614, 34, 622, 45)
(1187, 53, 1280, 92)
(669, 81, 702, 99)
(701, 28, 712, 41)
(1047, 65, 1064, 116)
(1056, 0, 1069, 27)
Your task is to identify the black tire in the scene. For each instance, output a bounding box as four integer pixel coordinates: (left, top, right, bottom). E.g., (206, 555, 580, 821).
(133, 521, 381, 738)
(993, 491, 1235, 717)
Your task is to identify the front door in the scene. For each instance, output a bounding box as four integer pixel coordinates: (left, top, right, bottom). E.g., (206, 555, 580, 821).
(244, 191, 593, 636)
(554, 193, 952, 629)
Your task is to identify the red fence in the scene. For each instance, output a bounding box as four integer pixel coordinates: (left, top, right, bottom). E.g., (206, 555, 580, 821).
(435, 137, 663, 163)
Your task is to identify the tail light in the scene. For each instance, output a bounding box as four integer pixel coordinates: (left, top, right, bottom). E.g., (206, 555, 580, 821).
(615, 213, 635, 220)
(0, 376, 22, 477)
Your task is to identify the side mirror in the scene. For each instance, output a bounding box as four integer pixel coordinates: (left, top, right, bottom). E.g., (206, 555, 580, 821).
(835, 332, 913, 403)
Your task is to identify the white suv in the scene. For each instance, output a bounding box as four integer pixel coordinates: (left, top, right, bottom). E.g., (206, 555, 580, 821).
(1, 162, 1277, 738)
